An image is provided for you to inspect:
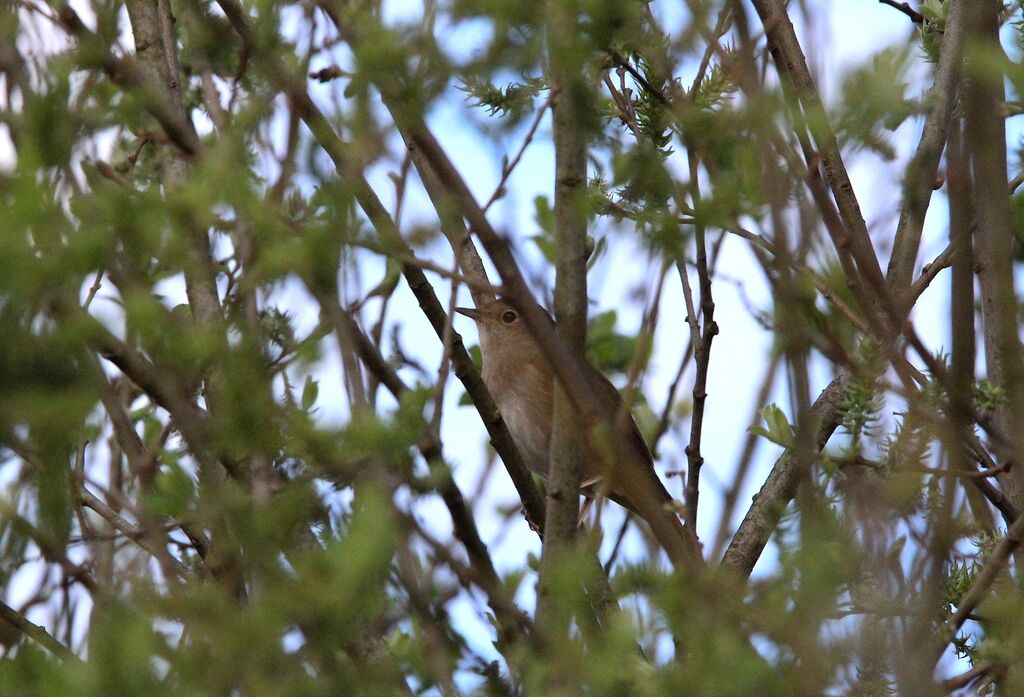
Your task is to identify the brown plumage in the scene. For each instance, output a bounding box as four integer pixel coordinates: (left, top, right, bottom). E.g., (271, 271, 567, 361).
(455, 297, 682, 521)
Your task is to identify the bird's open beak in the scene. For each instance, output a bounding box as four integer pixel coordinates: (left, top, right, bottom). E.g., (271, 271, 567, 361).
(454, 307, 482, 321)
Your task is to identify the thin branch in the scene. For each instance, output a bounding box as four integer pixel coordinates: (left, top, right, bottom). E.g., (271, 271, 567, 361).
(1008, 171, 1024, 194)
(710, 351, 782, 562)
(751, 0, 887, 296)
(877, 0, 925, 24)
(937, 511, 1024, 663)
(686, 6, 733, 99)
(482, 90, 556, 213)
(408, 516, 537, 641)
(906, 242, 954, 304)
(649, 337, 694, 456)
(682, 145, 719, 535)
(401, 256, 506, 295)
(887, 0, 966, 294)
(0, 602, 81, 662)
(941, 661, 995, 692)
(78, 486, 191, 578)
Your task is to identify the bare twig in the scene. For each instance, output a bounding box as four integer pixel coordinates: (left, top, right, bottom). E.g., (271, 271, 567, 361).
(682, 146, 719, 535)
(402, 256, 506, 295)
(906, 242, 954, 304)
(877, 0, 925, 24)
(482, 90, 556, 213)
(79, 486, 191, 578)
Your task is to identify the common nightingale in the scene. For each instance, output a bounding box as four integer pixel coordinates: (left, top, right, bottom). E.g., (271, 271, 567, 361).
(455, 297, 685, 526)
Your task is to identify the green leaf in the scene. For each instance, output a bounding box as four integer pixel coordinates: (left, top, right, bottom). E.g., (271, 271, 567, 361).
(749, 404, 796, 449)
(146, 463, 196, 518)
(301, 376, 319, 411)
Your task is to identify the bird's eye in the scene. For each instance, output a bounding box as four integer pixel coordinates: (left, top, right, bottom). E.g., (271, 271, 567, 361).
(500, 309, 518, 324)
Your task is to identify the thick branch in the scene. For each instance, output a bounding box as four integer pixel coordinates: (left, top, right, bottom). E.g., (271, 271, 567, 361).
(538, 0, 589, 634)
(544, 9, 589, 552)
(964, 1, 1024, 509)
(721, 369, 851, 578)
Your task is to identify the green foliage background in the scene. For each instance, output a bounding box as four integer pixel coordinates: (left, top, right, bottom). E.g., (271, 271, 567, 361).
(1, 0, 1023, 695)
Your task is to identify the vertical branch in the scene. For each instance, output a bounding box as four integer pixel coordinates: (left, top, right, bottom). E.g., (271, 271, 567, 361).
(121, 0, 244, 597)
(964, 1, 1024, 509)
(944, 121, 996, 526)
(538, 0, 588, 635)
(122, 0, 224, 398)
(947, 119, 986, 505)
(682, 147, 718, 535)
(886, 0, 967, 295)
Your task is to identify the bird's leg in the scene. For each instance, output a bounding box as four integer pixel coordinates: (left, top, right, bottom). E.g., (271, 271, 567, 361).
(577, 495, 595, 527)
(576, 476, 604, 526)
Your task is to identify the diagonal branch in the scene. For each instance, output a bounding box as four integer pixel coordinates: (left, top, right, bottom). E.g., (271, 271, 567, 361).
(934, 511, 1024, 665)
(750, 0, 886, 297)
(721, 369, 852, 578)
(0, 602, 81, 662)
(217, 0, 549, 535)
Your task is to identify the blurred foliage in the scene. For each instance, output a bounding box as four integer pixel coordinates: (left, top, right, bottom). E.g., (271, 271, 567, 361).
(0, 0, 1022, 695)
(919, 0, 949, 63)
(833, 48, 919, 160)
(459, 75, 547, 120)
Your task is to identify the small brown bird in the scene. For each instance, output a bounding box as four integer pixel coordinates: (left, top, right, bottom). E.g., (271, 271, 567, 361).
(455, 297, 685, 528)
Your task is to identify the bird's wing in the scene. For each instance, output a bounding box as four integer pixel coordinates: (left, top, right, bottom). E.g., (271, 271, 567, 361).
(583, 363, 674, 506)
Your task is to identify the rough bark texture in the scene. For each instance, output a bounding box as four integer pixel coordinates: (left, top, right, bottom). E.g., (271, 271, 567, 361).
(965, 1, 1024, 509)
(721, 369, 851, 578)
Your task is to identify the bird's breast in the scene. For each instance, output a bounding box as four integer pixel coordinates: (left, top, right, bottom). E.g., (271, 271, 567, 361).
(483, 360, 552, 478)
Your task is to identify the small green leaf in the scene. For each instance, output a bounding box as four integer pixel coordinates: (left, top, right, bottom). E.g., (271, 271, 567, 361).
(749, 404, 796, 449)
(301, 376, 319, 411)
(147, 463, 195, 517)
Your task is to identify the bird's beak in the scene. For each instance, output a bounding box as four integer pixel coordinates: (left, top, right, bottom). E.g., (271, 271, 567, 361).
(454, 307, 482, 321)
